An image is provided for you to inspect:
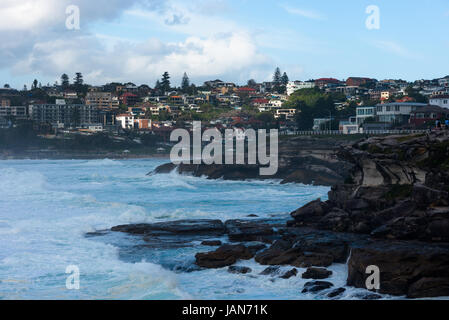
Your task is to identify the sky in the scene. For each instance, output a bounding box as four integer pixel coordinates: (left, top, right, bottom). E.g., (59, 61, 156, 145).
(1, 0, 449, 89)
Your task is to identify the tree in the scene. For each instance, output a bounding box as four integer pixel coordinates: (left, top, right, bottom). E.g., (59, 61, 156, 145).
(273, 67, 281, 84)
(181, 72, 190, 92)
(247, 79, 257, 87)
(61, 74, 70, 90)
(23, 85, 27, 91)
(281, 72, 289, 86)
(74, 72, 83, 86)
(32, 79, 38, 90)
(3, 84, 10, 88)
(161, 72, 171, 94)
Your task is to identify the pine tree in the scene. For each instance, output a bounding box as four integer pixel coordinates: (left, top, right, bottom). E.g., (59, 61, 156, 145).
(74, 72, 83, 86)
(273, 67, 282, 84)
(61, 74, 70, 90)
(161, 72, 171, 94)
(281, 72, 289, 86)
(181, 72, 190, 92)
(32, 79, 38, 90)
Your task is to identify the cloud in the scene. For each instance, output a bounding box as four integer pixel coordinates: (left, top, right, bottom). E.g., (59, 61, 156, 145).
(371, 40, 419, 59)
(0, 0, 274, 86)
(280, 4, 325, 20)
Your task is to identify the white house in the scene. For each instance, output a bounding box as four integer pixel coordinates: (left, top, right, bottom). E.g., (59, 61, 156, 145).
(287, 81, 314, 96)
(429, 95, 449, 109)
(356, 106, 376, 125)
(376, 102, 427, 123)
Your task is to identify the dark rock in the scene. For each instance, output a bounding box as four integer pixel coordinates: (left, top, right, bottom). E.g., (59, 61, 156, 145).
(111, 219, 225, 236)
(327, 288, 346, 298)
(201, 240, 222, 246)
(247, 214, 259, 218)
(408, 277, 449, 299)
(352, 293, 382, 300)
(291, 252, 334, 268)
(254, 240, 297, 265)
(195, 244, 254, 269)
(302, 267, 332, 280)
(291, 199, 330, 224)
(301, 281, 333, 293)
(225, 219, 275, 242)
(280, 268, 298, 279)
(347, 242, 449, 297)
(260, 266, 281, 276)
(247, 244, 267, 254)
(228, 266, 252, 274)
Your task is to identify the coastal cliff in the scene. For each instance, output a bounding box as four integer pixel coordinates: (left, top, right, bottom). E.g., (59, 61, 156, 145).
(289, 130, 449, 297)
(92, 131, 449, 299)
(152, 136, 354, 186)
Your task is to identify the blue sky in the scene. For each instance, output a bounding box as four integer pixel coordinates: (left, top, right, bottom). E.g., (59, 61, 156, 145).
(1, 0, 449, 89)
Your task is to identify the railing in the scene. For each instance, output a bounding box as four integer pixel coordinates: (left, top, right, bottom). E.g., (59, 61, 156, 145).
(280, 129, 429, 136)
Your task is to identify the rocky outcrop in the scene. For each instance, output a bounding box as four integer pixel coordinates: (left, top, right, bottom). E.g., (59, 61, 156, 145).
(150, 136, 354, 186)
(290, 131, 449, 242)
(289, 131, 449, 297)
(111, 219, 226, 236)
(195, 244, 254, 268)
(347, 241, 449, 298)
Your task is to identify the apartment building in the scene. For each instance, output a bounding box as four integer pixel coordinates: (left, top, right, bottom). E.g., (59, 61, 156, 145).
(85, 92, 119, 110)
(30, 102, 99, 128)
(356, 106, 376, 125)
(375, 102, 427, 124)
(0, 105, 28, 119)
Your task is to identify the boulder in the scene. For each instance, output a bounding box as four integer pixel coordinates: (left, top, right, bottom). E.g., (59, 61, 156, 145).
(302, 267, 332, 280)
(228, 266, 252, 274)
(301, 281, 333, 293)
(280, 268, 298, 279)
(260, 266, 281, 276)
(195, 244, 254, 269)
(327, 288, 346, 298)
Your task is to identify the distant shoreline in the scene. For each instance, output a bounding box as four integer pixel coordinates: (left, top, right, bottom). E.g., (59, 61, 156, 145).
(0, 151, 171, 160)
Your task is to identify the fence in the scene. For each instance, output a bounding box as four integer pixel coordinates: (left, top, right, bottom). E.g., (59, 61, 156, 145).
(280, 129, 428, 136)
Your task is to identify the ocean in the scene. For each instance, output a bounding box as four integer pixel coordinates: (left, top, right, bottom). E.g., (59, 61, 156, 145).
(0, 158, 386, 300)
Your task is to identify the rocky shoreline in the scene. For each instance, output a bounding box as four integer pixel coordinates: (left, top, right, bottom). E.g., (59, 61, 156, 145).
(88, 131, 449, 299)
(151, 136, 355, 186)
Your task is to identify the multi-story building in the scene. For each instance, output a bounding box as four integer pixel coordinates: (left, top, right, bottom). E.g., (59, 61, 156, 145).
(274, 109, 296, 120)
(356, 106, 376, 125)
(346, 77, 376, 87)
(375, 102, 427, 124)
(86, 92, 119, 110)
(286, 81, 315, 96)
(29, 102, 99, 128)
(429, 95, 449, 109)
(409, 105, 449, 126)
(0, 105, 28, 120)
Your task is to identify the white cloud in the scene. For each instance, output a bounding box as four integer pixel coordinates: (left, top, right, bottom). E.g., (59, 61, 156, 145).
(371, 40, 420, 59)
(280, 4, 325, 20)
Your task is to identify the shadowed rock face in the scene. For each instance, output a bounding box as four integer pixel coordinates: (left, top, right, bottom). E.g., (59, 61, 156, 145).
(150, 136, 353, 186)
(290, 131, 449, 242)
(288, 131, 449, 297)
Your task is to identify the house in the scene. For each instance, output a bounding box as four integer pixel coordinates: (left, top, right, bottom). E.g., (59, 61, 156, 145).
(116, 114, 134, 130)
(119, 93, 139, 106)
(356, 106, 376, 125)
(429, 95, 449, 109)
(339, 117, 359, 134)
(286, 81, 314, 96)
(346, 77, 376, 87)
(409, 105, 449, 126)
(375, 102, 427, 124)
(314, 78, 341, 89)
(274, 109, 296, 120)
(313, 118, 334, 131)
